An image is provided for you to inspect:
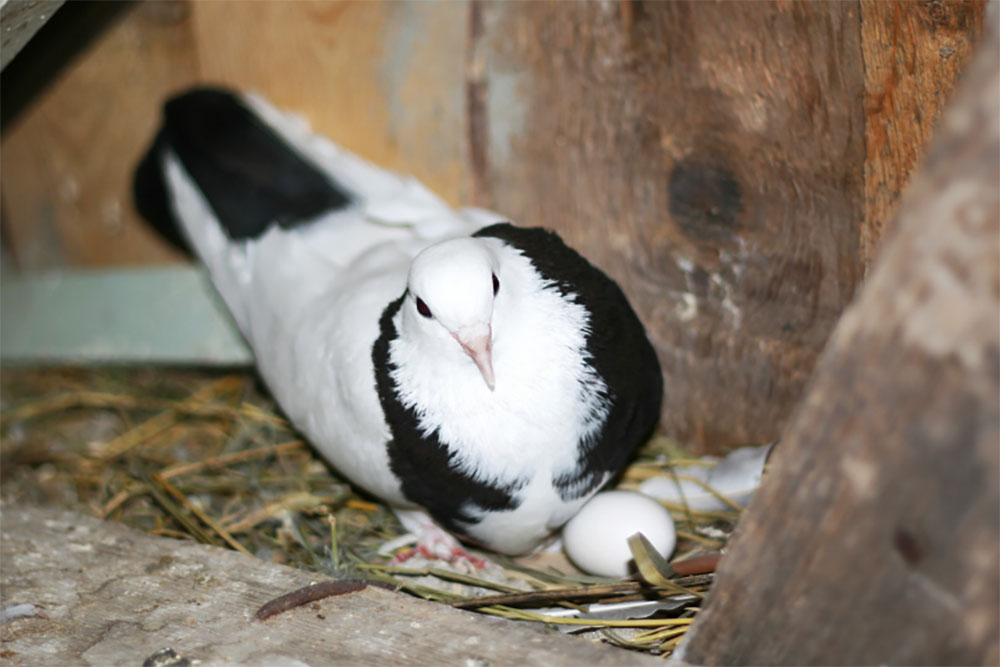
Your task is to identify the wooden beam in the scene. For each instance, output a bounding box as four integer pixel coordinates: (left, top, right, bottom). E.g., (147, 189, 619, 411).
(0, 0, 64, 70)
(861, 0, 987, 271)
(680, 11, 999, 663)
(484, 2, 870, 450)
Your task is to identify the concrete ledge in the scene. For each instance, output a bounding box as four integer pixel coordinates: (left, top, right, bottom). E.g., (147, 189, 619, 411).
(0, 505, 653, 665)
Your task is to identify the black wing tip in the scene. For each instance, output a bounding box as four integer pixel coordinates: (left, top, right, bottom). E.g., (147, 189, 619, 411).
(132, 129, 191, 254)
(166, 85, 243, 106)
(131, 86, 246, 255)
(161, 86, 258, 145)
(134, 85, 354, 248)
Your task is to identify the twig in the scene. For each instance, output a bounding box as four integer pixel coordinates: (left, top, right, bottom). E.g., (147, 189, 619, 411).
(1, 387, 287, 428)
(223, 491, 332, 534)
(484, 606, 697, 628)
(159, 440, 305, 479)
(450, 574, 713, 609)
(142, 473, 218, 546)
(356, 563, 522, 594)
(674, 529, 727, 548)
(151, 472, 253, 557)
(92, 377, 244, 460)
(451, 582, 645, 609)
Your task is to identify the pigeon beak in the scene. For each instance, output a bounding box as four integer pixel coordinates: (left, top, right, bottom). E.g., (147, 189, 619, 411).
(456, 326, 495, 391)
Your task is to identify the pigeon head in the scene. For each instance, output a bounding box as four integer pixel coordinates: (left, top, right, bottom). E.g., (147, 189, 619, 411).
(406, 237, 501, 390)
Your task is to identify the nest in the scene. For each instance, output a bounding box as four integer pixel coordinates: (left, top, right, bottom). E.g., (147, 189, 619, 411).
(0, 366, 744, 658)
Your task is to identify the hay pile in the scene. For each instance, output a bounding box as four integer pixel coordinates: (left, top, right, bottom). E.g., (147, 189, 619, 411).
(1, 367, 743, 657)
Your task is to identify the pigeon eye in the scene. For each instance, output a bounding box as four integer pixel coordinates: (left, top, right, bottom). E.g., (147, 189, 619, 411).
(492, 273, 500, 296)
(415, 297, 433, 319)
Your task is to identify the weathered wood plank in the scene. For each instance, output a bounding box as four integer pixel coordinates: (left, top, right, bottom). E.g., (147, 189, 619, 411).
(189, 0, 471, 207)
(1, 1, 196, 268)
(861, 0, 986, 270)
(0, 0, 64, 71)
(680, 12, 999, 663)
(483, 2, 868, 451)
(0, 505, 657, 665)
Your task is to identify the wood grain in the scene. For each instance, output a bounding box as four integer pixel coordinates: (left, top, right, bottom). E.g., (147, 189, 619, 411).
(189, 0, 471, 206)
(2, 6, 194, 268)
(1, 1, 197, 268)
(681, 15, 999, 662)
(861, 0, 986, 270)
(1, 1, 472, 268)
(0, 0, 64, 71)
(484, 2, 867, 450)
(0, 1, 987, 453)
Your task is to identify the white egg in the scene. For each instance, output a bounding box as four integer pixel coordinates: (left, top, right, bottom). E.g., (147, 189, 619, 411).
(562, 490, 676, 578)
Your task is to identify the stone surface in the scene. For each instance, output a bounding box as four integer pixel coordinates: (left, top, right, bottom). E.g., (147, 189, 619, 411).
(0, 505, 655, 665)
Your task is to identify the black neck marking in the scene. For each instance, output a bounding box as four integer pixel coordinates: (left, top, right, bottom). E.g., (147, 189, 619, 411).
(372, 293, 525, 538)
(473, 223, 664, 501)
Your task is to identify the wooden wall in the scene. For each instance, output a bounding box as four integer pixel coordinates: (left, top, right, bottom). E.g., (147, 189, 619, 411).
(683, 13, 999, 659)
(1, 0, 985, 452)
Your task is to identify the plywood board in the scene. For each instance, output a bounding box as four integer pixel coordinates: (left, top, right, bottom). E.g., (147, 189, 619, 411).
(189, 1, 472, 207)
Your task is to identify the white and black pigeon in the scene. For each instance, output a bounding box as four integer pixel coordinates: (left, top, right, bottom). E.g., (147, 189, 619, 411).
(133, 87, 663, 557)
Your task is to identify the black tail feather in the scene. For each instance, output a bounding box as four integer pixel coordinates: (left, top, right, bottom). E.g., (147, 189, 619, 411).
(132, 87, 352, 248)
(134, 129, 190, 253)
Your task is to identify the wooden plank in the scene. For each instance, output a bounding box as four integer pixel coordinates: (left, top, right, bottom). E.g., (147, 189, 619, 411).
(860, 0, 987, 270)
(1, 1, 132, 129)
(0, 0, 64, 70)
(482, 2, 868, 451)
(189, 0, 471, 207)
(0, 505, 657, 665)
(0, 267, 251, 364)
(1, 1, 198, 268)
(680, 14, 999, 663)
(1, 0, 471, 264)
